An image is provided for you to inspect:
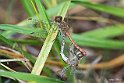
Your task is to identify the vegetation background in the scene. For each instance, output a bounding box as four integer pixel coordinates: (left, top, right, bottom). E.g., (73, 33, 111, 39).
(0, 0, 124, 83)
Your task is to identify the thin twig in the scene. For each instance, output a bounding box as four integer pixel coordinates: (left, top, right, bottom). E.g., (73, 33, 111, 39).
(0, 58, 28, 62)
(46, 54, 124, 69)
(0, 49, 23, 58)
(0, 48, 32, 71)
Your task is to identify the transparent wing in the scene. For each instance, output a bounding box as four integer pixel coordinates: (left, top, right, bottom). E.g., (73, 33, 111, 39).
(23, 17, 58, 38)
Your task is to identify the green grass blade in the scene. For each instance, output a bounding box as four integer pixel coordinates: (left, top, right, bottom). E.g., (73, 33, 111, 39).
(0, 34, 14, 47)
(56, 1, 71, 17)
(0, 71, 64, 83)
(42, 0, 53, 8)
(0, 24, 47, 38)
(20, 0, 35, 16)
(47, 2, 75, 16)
(10, 39, 41, 45)
(0, 24, 32, 35)
(71, 34, 124, 49)
(31, 0, 71, 75)
(34, 0, 50, 22)
(2, 23, 123, 50)
(81, 24, 124, 38)
(10, 35, 124, 50)
(22, 51, 36, 64)
(72, 0, 124, 17)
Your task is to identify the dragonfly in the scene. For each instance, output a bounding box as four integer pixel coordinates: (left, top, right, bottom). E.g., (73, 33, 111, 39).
(27, 15, 86, 62)
(28, 0, 86, 76)
(54, 16, 86, 77)
(58, 44, 85, 77)
(28, 0, 86, 57)
(54, 16, 86, 58)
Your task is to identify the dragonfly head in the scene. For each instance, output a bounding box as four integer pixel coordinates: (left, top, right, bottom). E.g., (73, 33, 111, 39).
(55, 16, 62, 23)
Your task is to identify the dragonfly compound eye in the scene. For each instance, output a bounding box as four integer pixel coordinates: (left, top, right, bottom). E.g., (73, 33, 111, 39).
(55, 16, 62, 23)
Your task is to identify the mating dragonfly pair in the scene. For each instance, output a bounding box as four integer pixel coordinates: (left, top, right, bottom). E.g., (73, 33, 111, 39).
(55, 16, 86, 77)
(28, 16, 86, 77)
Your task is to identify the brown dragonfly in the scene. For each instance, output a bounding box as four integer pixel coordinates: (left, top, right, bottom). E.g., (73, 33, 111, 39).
(54, 16, 86, 77)
(54, 16, 86, 60)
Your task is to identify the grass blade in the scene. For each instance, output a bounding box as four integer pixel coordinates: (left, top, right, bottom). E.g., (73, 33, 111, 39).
(56, 1, 71, 17)
(34, 0, 50, 22)
(42, 0, 52, 8)
(81, 24, 124, 38)
(0, 34, 14, 47)
(20, 0, 35, 16)
(0, 71, 64, 83)
(72, 1, 124, 17)
(71, 34, 124, 49)
(0, 24, 47, 38)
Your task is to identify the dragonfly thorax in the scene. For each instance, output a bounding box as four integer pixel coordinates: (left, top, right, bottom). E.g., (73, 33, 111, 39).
(67, 55, 79, 67)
